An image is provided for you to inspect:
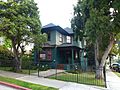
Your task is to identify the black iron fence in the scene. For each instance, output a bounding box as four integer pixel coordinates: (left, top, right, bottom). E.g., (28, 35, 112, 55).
(51, 64, 107, 87)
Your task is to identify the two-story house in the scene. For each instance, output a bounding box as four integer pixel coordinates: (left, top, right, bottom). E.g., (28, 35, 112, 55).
(34, 23, 87, 70)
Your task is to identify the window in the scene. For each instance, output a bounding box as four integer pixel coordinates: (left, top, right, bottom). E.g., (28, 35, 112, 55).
(46, 50, 52, 60)
(66, 36, 71, 43)
(59, 34, 63, 42)
(47, 32, 50, 41)
(40, 49, 52, 61)
(40, 54, 46, 60)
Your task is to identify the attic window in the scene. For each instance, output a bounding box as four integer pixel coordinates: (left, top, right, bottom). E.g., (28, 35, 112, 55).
(59, 34, 63, 42)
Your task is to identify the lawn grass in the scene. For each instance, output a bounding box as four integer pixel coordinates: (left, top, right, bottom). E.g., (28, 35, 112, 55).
(0, 67, 13, 71)
(49, 72, 105, 87)
(114, 72, 120, 77)
(0, 76, 58, 90)
(20, 69, 37, 74)
(0, 67, 37, 74)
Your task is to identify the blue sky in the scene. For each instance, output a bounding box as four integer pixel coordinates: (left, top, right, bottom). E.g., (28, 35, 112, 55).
(34, 0, 77, 28)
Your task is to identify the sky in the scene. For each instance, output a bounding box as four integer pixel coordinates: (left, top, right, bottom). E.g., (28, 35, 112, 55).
(34, 0, 77, 28)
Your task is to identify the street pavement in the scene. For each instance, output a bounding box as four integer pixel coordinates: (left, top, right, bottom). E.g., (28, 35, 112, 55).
(0, 84, 17, 90)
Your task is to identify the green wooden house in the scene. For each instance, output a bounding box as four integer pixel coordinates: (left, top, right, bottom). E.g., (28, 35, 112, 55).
(34, 23, 87, 70)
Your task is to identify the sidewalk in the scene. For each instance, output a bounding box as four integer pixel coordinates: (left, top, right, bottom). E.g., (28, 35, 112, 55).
(0, 70, 107, 90)
(106, 69, 120, 90)
(32, 69, 65, 77)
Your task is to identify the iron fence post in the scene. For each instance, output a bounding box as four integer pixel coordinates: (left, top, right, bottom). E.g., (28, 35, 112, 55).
(29, 60, 30, 75)
(38, 61, 40, 77)
(103, 63, 107, 88)
(54, 60, 57, 79)
(56, 65, 57, 79)
(77, 70, 78, 83)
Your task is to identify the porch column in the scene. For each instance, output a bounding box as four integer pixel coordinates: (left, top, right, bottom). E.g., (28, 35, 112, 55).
(53, 46, 57, 68)
(54, 46, 57, 62)
(81, 49, 84, 70)
(72, 48, 74, 64)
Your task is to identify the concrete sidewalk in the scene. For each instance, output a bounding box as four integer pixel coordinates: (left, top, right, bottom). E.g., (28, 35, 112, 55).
(0, 70, 107, 90)
(106, 69, 120, 90)
(32, 69, 65, 77)
(17, 75, 107, 90)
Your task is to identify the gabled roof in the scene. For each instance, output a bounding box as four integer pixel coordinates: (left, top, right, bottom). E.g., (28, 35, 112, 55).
(41, 23, 73, 36)
(42, 23, 56, 28)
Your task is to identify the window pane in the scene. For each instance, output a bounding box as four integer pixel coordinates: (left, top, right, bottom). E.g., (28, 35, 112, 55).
(59, 34, 63, 42)
(47, 32, 50, 41)
(66, 36, 71, 43)
(40, 54, 46, 60)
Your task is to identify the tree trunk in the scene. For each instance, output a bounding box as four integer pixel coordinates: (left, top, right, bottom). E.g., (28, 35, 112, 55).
(95, 39, 99, 68)
(12, 40, 21, 72)
(95, 39, 101, 78)
(96, 66, 103, 79)
(96, 39, 115, 79)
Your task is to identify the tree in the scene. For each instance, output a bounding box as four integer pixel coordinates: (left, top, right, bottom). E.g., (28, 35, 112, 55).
(72, 0, 120, 79)
(0, 0, 47, 72)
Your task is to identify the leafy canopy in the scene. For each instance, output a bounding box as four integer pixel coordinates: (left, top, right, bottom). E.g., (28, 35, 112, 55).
(0, 0, 47, 53)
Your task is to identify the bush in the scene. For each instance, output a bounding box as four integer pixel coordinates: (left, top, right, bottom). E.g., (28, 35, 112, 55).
(0, 46, 13, 67)
(67, 70, 80, 74)
(38, 64, 51, 71)
(21, 54, 37, 70)
(21, 54, 51, 71)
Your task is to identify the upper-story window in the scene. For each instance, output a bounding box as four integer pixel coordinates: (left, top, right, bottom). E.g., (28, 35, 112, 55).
(66, 36, 71, 43)
(59, 34, 63, 42)
(47, 32, 50, 41)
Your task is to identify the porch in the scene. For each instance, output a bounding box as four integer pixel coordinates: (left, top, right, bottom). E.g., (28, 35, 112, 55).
(57, 46, 81, 65)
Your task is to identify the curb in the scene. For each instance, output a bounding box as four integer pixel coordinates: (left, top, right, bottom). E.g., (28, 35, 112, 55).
(0, 81, 31, 90)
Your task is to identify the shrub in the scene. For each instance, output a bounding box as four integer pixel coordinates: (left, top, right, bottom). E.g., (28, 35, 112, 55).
(0, 46, 13, 67)
(67, 70, 80, 74)
(38, 64, 51, 71)
(21, 54, 37, 70)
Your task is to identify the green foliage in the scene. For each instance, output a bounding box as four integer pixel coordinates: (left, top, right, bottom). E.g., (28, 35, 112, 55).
(84, 0, 120, 48)
(3, 38, 12, 48)
(38, 64, 51, 71)
(0, 0, 47, 71)
(21, 54, 36, 69)
(0, 0, 47, 53)
(71, 0, 89, 41)
(86, 43, 95, 66)
(72, 0, 120, 63)
(0, 45, 13, 58)
(0, 45, 13, 67)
